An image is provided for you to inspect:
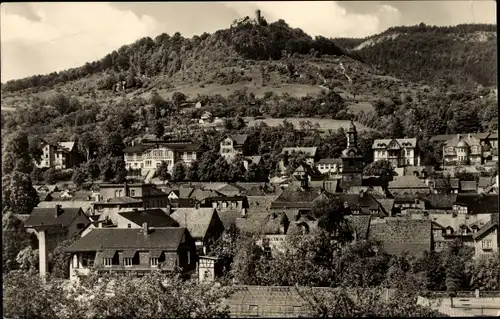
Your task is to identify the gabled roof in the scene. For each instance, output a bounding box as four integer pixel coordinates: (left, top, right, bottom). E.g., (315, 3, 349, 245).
(472, 220, 498, 240)
(423, 194, 457, 210)
(372, 138, 417, 149)
(445, 135, 481, 147)
(281, 147, 317, 157)
(460, 181, 477, 191)
(25, 207, 85, 228)
(221, 134, 248, 146)
(169, 208, 217, 239)
(368, 218, 432, 256)
(122, 144, 152, 153)
(57, 142, 76, 152)
(190, 188, 224, 201)
(169, 198, 197, 208)
(317, 158, 342, 165)
(388, 176, 430, 189)
(218, 183, 246, 193)
(171, 187, 195, 199)
(271, 186, 326, 209)
(65, 227, 187, 252)
(118, 209, 179, 227)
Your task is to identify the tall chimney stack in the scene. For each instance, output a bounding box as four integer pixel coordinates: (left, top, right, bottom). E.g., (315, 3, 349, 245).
(55, 204, 63, 217)
(142, 222, 148, 236)
(255, 9, 261, 24)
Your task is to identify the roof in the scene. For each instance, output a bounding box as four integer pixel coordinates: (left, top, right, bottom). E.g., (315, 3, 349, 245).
(334, 193, 386, 214)
(244, 156, 262, 165)
(222, 134, 248, 146)
(377, 199, 395, 216)
(271, 186, 326, 209)
(223, 285, 309, 308)
(460, 181, 477, 191)
(65, 227, 187, 252)
(24, 207, 84, 228)
(454, 194, 499, 214)
(424, 194, 457, 210)
(94, 197, 143, 205)
(478, 177, 495, 188)
(445, 135, 481, 147)
(57, 141, 75, 152)
(281, 147, 317, 157)
(169, 208, 216, 239)
(171, 187, 195, 198)
(190, 189, 224, 201)
(169, 198, 197, 208)
(472, 220, 498, 240)
(264, 212, 289, 235)
(122, 144, 152, 154)
(388, 176, 430, 189)
(317, 158, 342, 165)
(430, 133, 491, 142)
(118, 209, 179, 227)
(217, 209, 243, 228)
(368, 218, 432, 256)
(14, 214, 31, 223)
(372, 138, 417, 149)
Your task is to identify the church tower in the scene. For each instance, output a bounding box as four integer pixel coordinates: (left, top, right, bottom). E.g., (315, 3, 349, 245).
(341, 120, 364, 191)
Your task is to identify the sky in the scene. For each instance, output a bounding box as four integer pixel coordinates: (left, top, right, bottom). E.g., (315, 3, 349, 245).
(1, 1, 496, 82)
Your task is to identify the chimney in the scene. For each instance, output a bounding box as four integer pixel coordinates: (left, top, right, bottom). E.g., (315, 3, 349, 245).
(241, 208, 247, 217)
(55, 204, 63, 217)
(457, 134, 461, 139)
(166, 204, 172, 215)
(142, 222, 148, 236)
(468, 133, 472, 139)
(124, 182, 129, 197)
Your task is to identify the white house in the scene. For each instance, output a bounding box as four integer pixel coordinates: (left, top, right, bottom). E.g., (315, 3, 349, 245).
(372, 138, 420, 167)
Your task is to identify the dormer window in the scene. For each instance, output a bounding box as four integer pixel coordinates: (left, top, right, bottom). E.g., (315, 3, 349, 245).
(446, 227, 453, 235)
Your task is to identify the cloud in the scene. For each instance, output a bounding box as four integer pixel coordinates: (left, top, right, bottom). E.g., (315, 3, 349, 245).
(224, 1, 401, 38)
(1, 2, 159, 82)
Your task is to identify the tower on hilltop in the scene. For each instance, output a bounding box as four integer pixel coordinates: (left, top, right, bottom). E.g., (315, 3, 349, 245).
(340, 120, 364, 191)
(255, 9, 262, 25)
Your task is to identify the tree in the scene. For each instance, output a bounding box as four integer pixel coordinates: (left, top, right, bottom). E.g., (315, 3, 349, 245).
(386, 115, 405, 139)
(2, 151, 17, 175)
(171, 162, 187, 182)
(171, 91, 187, 108)
(187, 160, 200, 181)
(72, 166, 88, 188)
(2, 172, 39, 215)
(211, 223, 241, 276)
(44, 167, 57, 184)
(99, 156, 127, 183)
(50, 238, 78, 279)
(154, 121, 165, 138)
(363, 160, 396, 177)
(227, 158, 246, 182)
(77, 131, 99, 160)
(84, 159, 101, 180)
(157, 161, 171, 183)
(16, 246, 39, 271)
(3, 212, 31, 273)
(100, 132, 125, 158)
(231, 235, 267, 285)
(466, 252, 499, 291)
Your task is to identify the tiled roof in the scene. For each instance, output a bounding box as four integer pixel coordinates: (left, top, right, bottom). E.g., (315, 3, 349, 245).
(122, 144, 152, 153)
(190, 188, 224, 201)
(118, 209, 179, 227)
(281, 147, 317, 157)
(37, 201, 94, 214)
(94, 197, 143, 205)
(372, 138, 417, 149)
(472, 220, 498, 240)
(454, 194, 499, 214)
(217, 209, 243, 229)
(445, 135, 481, 147)
(222, 134, 248, 146)
(169, 208, 216, 239)
(317, 158, 342, 165)
(171, 187, 195, 198)
(334, 193, 386, 215)
(450, 178, 460, 189)
(271, 187, 327, 209)
(65, 227, 186, 252)
(345, 215, 371, 239)
(377, 199, 395, 216)
(14, 214, 31, 223)
(25, 207, 84, 228)
(478, 177, 494, 188)
(57, 141, 76, 152)
(218, 183, 246, 193)
(423, 194, 457, 210)
(170, 198, 197, 208)
(460, 181, 477, 191)
(368, 218, 432, 256)
(388, 176, 429, 189)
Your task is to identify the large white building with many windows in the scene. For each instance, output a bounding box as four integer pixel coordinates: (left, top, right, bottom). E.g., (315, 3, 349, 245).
(123, 140, 206, 173)
(372, 138, 420, 168)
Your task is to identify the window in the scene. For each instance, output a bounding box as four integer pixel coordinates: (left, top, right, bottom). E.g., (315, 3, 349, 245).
(131, 190, 135, 197)
(124, 258, 133, 267)
(446, 228, 453, 235)
(248, 305, 258, 316)
(127, 223, 131, 228)
(187, 251, 191, 265)
(482, 240, 492, 249)
(150, 258, 159, 267)
(104, 258, 112, 267)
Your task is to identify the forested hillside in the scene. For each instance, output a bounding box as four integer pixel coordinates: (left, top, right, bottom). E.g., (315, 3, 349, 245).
(336, 24, 497, 87)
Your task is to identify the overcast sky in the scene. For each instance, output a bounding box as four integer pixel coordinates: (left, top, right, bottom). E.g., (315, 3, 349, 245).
(1, 1, 496, 82)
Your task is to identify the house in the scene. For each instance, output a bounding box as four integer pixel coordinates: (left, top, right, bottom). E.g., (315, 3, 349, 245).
(24, 205, 91, 277)
(472, 217, 498, 257)
(372, 138, 420, 167)
(116, 208, 179, 229)
(98, 183, 170, 209)
(220, 134, 249, 161)
(452, 194, 499, 215)
(197, 256, 222, 283)
(315, 158, 342, 176)
(270, 184, 330, 218)
(36, 140, 83, 169)
(199, 111, 213, 124)
(65, 226, 198, 281)
(368, 218, 432, 257)
(388, 176, 431, 196)
(279, 147, 318, 174)
(441, 134, 483, 166)
(257, 212, 290, 253)
(217, 183, 246, 197)
(93, 197, 144, 222)
(123, 140, 206, 175)
(243, 156, 262, 171)
(335, 192, 391, 216)
(427, 178, 460, 194)
(169, 207, 225, 255)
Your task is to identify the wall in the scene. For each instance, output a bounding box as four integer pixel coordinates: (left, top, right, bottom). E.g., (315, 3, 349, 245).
(474, 228, 498, 256)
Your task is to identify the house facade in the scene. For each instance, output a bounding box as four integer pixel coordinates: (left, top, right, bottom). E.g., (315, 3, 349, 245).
(37, 141, 82, 169)
(98, 183, 170, 209)
(66, 226, 198, 281)
(442, 134, 483, 166)
(123, 140, 206, 173)
(315, 158, 342, 176)
(220, 134, 249, 161)
(372, 138, 420, 167)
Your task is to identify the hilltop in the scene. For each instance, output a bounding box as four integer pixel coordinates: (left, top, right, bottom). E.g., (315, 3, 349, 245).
(1, 17, 497, 148)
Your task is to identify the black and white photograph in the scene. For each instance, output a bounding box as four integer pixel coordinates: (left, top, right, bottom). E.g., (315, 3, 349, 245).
(1, 1, 499, 317)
